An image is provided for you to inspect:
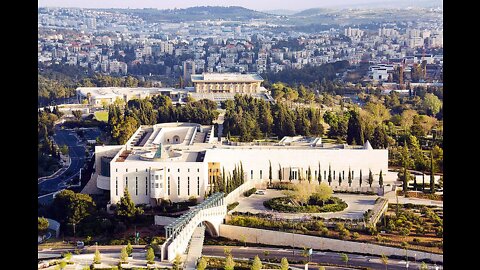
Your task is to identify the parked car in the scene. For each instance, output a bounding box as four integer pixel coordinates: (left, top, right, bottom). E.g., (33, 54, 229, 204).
(76, 241, 85, 249)
(255, 190, 266, 195)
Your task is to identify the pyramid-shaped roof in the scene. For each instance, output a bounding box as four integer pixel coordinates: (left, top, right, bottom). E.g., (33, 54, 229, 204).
(364, 140, 373, 150)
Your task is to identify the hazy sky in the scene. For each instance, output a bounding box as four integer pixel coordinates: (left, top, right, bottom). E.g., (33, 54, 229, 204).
(38, 0, 421, 11)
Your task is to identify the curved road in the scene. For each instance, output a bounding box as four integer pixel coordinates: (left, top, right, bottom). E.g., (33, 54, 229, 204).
(38, 126, 86, 205)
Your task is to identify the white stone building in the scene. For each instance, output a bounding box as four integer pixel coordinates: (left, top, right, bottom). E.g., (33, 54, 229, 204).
(93, 123, 389, 206)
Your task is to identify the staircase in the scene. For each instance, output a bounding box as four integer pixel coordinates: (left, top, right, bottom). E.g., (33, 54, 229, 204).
(193, 131, 206, 143)
(184, 225, 206, 270)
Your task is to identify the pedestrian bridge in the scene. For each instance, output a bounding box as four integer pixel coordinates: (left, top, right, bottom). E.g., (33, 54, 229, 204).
(162, 192, 226, 262)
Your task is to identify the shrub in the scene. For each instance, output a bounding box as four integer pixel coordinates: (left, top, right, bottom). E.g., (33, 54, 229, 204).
(243, 188, 257, 197)
(351, 232, 360, 240)
(269, 182, 296, 190)
(339, 228, 350, 239)
(320, 227, 329, 236)
(227, 202, 239, 212)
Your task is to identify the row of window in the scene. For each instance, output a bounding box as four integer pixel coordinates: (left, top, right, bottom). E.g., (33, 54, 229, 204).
(115, 168, 201, 173)
(116, 176, 202, 197)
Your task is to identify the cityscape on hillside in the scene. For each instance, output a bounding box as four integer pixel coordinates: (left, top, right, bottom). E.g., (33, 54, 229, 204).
(38, 1, 443, 270)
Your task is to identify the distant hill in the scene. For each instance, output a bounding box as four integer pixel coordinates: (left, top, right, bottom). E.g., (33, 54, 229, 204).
(292, 8, 332, 17)
(106, 6, 272, 22)
(262, 9, 298, 16)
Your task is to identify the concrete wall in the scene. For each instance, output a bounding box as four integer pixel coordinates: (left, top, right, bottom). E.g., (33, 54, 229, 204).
(219, 224, 443, 262)
(204, 147, 389, 187)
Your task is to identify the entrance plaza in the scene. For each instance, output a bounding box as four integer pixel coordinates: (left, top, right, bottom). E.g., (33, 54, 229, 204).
(232, 189, 378, 220)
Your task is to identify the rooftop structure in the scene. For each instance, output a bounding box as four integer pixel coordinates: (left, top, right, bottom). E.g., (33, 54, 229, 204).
(191, 73, 265, 94)
(93, 122, 389, 207)
(76, 87, 185, 106)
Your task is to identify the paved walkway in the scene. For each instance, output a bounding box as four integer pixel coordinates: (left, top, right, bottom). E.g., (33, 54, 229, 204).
(184, 225, 206, 270)
(234, 189, 378, 220)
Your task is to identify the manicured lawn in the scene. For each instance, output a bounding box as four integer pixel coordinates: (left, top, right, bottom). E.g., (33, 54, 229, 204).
(94, 111, 108, 122)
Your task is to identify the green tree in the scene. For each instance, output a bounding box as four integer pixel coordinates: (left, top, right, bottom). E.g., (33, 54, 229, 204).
(173, 254, 182, 270)
(251, 255, 262, 270)
(115, 188, 144, 222)
(423, 93, 442, 116)
(197, 257, 207, 270)
(93, 248, 101, 264)
(419, 262, 428, 270)
(126, 242, 133, 256)
(72, 110, 83, 120)
(430, 151, 435, 194)
(269, 160, 273, 186)
(381, 254, 388, 270)
(359, 169, 363, 187)
(318, 163, 322, 184)
(62, 252, 72, 262)
(328, 165, 332, 186)
(347, 109, 364, 145)
(55, 260, 67, 270)
(120, 246, 128, 263)
(280, 257, 289, 270)
(146, 247, 155, 264)
(59, 144, 69, 155)
(307, 166, 312, 183)
(368, 170, 374, 188)
(348, 168, 352, 187)
(52, 190, 96, 238)
(38, 217, 49, 233)
(225, 254, 235, 270)
(340, 253, 349, 267)
(379, 170, 384, 187)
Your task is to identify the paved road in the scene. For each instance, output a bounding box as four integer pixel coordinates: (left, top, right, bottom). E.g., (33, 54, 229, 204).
(202, 246, 443, 270)
(38, 127, 86, 204)
(233, 189, 378, 219)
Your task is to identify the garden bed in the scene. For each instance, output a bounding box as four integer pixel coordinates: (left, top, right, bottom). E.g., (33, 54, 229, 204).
(263, 196, 347, 213)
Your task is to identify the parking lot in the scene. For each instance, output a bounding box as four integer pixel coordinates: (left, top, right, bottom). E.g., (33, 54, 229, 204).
(232, 189, 378, 220)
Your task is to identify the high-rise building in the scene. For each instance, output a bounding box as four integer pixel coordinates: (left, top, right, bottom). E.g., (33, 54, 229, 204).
(183, 60, 196, 82)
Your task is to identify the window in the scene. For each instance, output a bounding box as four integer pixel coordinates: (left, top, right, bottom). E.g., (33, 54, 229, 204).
(177, 177, 180, 196)
(260, 170, 262, 179)
(197, 168, 200, 173)
(343, 171, 345, 179)
(315, 170, 317, 178)
(324, 171, 326, 179)
(188, 168, 190, 173)
(251, 170, 253, 180)
(155, 183, 159, 188)
(135, 177, 138, 195)
(136, 168, 138, 172)
(115, 177, 118, 196)
(178, 168, 180, 173)
(334, 171, 336, 179)
(125, 177, 128, 187)
(126, 168, 128, 172)
(167, 177, 170, 195)
(155, 175, 159, 180)
(116, 168, 118, 172)
(209, 169, 212, 172)
(146, 169, 148, 172)
(197, 177, 200, 196)
(168, 168, 170, 172)
(187, 177, 190, 196)
(145, 177, 148, 195)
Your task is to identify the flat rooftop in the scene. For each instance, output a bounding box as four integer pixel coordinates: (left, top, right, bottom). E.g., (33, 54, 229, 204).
(191, 73, 263, 82)
(76, 87, 177, 97)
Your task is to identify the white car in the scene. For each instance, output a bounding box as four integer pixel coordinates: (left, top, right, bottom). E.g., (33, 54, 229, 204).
(255, 190, 266, 195)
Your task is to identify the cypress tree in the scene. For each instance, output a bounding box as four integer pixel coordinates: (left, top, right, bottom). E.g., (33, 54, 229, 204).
(318, 163, 322, 184)
(430, 151, 435, 194)
(348, 168, 352, 187)
(269, 160, 273, 186)
(359, 170, 363, 187)
(328, 165, 332, 186)
(240, 162, 245, 184)
(307, 166, 312, 183)
(422, 173, 425, 191)
(368, 170, 373, 188)
(379, 170, 383, 187)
